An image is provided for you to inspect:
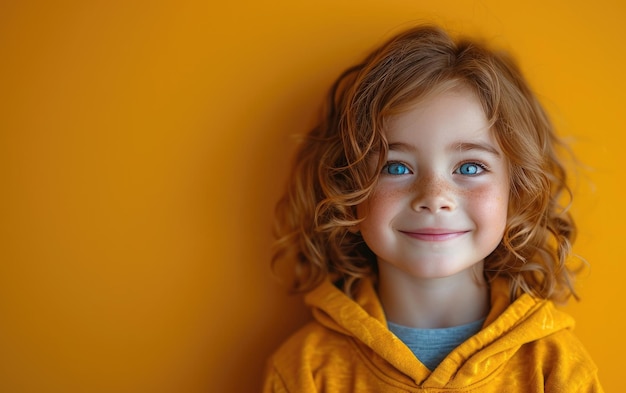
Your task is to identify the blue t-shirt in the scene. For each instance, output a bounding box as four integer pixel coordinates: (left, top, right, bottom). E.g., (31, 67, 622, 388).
(388, 318, 484, 371)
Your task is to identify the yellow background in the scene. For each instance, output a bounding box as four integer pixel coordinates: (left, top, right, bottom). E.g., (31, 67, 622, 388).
(1, 1, 624, 391)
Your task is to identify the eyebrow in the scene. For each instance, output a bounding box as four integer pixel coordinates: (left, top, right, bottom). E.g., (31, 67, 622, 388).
(450, 141, 501, 157)
(388, 141, 501, 157)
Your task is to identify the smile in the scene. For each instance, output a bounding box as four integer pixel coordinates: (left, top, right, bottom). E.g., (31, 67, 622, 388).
(399, 229, 469, 242)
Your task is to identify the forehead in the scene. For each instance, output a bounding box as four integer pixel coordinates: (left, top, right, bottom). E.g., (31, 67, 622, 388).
(384, 87, 497, 149)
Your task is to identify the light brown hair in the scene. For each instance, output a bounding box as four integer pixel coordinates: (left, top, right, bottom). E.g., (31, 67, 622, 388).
(272, 24, 578, 302)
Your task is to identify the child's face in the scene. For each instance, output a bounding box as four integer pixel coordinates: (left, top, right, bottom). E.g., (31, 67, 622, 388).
(356, 87, 509, 281)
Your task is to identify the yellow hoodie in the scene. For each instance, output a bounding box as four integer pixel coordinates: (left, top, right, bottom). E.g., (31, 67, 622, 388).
(263, 278, 603, 392)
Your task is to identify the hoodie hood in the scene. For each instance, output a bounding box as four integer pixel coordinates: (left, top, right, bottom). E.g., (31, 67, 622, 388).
(304, 277, 575, 388)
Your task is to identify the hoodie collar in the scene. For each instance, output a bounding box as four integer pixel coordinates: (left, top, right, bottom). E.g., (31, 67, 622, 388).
(304, 277, 574, 388)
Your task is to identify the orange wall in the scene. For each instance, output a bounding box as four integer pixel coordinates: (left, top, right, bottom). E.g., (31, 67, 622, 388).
(1, 1, 624, 392)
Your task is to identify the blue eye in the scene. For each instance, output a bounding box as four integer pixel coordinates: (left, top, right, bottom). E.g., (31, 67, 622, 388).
(457, 162, 484, 175)
(383, 162, 411, 175)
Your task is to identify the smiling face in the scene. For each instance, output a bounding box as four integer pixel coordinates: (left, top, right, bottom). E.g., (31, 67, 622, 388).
(357, 87, 510, 281)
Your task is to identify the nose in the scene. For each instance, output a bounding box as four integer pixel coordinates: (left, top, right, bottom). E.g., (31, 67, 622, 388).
(410, 175, 456, 213)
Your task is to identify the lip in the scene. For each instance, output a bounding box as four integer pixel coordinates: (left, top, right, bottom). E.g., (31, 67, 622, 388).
(399, 228, 469, 242)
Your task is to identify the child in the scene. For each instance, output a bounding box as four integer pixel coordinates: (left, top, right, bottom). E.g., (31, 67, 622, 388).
(263, 24, 603, 392)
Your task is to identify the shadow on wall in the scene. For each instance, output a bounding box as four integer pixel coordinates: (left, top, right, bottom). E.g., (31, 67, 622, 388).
(211, 77, 322, 392)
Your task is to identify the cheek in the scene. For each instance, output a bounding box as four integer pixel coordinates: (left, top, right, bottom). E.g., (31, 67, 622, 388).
(465, 183, 509, 229)
(357, 186, 405, 228)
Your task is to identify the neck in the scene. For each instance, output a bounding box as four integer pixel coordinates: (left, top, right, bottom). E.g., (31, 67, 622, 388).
(377, 263, 489, 329)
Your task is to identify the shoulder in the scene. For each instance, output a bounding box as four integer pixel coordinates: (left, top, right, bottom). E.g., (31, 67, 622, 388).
(263, 320, 358, 393)
(519, 317, 602, 390)
(486, 294, 602, 390)
(268, 320, 355, 369)
(527, 326, 596, 363)
(538, 325, 597, 366)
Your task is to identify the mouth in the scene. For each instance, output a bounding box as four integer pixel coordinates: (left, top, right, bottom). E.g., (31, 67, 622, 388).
(399, 229, 469, 242)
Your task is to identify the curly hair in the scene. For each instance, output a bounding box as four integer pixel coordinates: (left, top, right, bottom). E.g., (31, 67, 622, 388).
(271, 24, 578, 303)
